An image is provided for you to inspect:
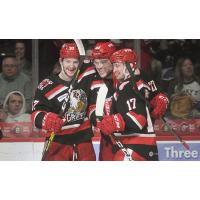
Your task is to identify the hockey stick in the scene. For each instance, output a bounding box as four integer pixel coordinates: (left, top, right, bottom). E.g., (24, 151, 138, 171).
(41, 40, 85, 161)
(161, 117, 190, 150)
(125, 62, 190, 150)
(96, 84, 133, 161)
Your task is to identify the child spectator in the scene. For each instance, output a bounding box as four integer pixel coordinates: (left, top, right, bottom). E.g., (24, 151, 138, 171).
(3, 91, 31, 122)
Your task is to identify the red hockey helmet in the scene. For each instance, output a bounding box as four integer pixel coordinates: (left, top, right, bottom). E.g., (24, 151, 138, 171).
(110, 48, 137, 66)
(60, 43, 80, 59)
(92, 42, 116, 59)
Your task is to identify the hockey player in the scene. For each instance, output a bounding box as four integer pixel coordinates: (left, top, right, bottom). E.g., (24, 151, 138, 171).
(87, 41, 117, 161)
(32, 43, 96, 161)
(97, 48, 169, 160)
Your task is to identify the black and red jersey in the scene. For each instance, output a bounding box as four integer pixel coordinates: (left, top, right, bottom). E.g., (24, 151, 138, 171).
(32, 73, 94, 144)
(111, 69, 160, 160)
(126, 68, 164, 102)
(113, 78, 154, 135)
(112, 68, 168, 136)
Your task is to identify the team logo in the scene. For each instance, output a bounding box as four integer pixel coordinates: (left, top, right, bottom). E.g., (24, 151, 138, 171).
(38, 79, 53, 90)
(64, 89, 87, 122)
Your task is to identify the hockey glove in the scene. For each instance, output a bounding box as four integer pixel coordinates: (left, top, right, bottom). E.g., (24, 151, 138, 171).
(97, 113, 125, 135)
(150, 93, 169, 119)
(42, 112, 65, 133)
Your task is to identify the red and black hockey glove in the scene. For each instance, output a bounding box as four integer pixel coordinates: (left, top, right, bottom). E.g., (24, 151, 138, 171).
(97, 113, 125, 135)
(42, 112, 65, 133)
(150, 93, 169, 119)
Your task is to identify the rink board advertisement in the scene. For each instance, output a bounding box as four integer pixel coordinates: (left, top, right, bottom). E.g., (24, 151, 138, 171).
(0, 119, 200, 160)
(0, 122, 45, 138)
(157, 141, 200, 161)
(155, 119, 200, 161)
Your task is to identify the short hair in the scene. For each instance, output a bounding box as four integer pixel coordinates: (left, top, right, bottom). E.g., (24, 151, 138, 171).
(15, 39, 26, 45)
(2, 55, 17, 66)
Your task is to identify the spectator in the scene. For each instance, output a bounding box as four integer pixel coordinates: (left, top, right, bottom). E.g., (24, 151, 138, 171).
(3, 91, 31, 122)
(80, 46, 94, 75)
(83, 47, 93, 64)
(0, 55, 32, 112)
(15, 40, 32, 78)
(168, 57, 200, 118)
(140, 40, 163, 86)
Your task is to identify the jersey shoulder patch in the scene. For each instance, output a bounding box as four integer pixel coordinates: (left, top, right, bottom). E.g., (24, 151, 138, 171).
(38, 78, 53, 90)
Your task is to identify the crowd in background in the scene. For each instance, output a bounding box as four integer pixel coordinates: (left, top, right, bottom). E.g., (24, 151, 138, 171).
(0, 39, 200, 137)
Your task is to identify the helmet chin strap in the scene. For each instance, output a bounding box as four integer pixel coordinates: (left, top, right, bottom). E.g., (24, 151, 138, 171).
(123, 64, 130, 80)
(123, 63, 136, 80)
(58, 59, 73, 82)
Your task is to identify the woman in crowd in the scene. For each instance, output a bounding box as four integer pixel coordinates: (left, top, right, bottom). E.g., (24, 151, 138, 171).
(168, 57, 200, 118)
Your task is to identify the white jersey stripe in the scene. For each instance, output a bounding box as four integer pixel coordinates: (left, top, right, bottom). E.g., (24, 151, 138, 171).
(33, 111, 43, 125)
(91, 83, 105, 90)
(84, 117, 89, 121)
(126, 112, 143, 130)
(146, 106, 154, 133)
(47, 86, 68, 100)
(89, 108, 95, 118)
(62, 124, 80, 130)
(138, 83, 151, 91)
(78, 69, 96, 83)
(61, 118, 88, 130)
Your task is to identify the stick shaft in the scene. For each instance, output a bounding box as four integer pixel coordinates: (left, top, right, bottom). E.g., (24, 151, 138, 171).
(161, 118, 190, 150)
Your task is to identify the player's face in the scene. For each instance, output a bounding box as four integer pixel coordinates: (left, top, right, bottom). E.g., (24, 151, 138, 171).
(93, 59, 113, 78)
(113, 62, 126, 81)
(61, 58, 79, 81)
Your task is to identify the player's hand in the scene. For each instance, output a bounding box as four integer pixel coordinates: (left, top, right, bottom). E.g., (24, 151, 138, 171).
(97, 113, 125, 135)
(42, 112, 65, 133)
(150, 93, 169, 119)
